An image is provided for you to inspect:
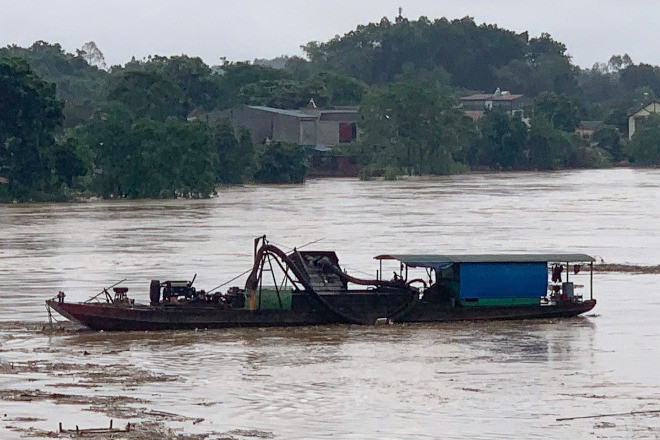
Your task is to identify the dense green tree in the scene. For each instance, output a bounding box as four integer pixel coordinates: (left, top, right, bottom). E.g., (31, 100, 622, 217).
(50, 143, 85, 187)
(316, 72, 366, 105)
(533, 92, 583, 131)
(253, 141, 307, 183)
(603, 108, 629, 134)
(301, 16, 579, 93)
(469, 110, 528, 169)
(592, 125, 624, 162)
(626, 114, 660, 165)
(238, 71, 365, 108)
(494, 33, 579, 96)
(526, 33, 568, 61)
(239, 78, 330, 108)
(496, 53, 579, 96)
(607, 54, 633, 72)
(68, 103, 218, 198)
(253, 55, 290, 69)
(284, 56, 318, 80)
(619, 63, 660, 96)
(578, 64, 627, 121)
(0, 41, 108, 128)
(359, 80, 474, 175)
(0, 58, 64, 200)
(107, 70, 186, 120)
(526, 115, 572, 170)
(211, 121, 255, 183)
(118, 55, 223, 114)
(216, 62, 289, 109)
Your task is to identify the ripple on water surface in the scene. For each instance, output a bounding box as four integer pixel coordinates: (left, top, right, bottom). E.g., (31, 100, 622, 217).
(0, 169, 659, 439)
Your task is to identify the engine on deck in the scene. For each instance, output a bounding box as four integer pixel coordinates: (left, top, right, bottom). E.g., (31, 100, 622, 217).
(149, 278, 246, 308)
(150, 279, 197, 304)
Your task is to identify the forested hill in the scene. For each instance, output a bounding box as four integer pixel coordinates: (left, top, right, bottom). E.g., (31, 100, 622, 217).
(299, 16, 576, 95)
(291, 16, 660, 120)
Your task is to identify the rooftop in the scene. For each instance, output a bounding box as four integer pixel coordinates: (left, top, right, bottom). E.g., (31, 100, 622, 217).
(460, 93, 525, 102)
(247, 106, 316, 119)
(577, 120, 604, 131)
(375, 253, 595, 267)
(247, 105, 358, 119)
(464, 110, 485, 121)
(627, 100, 660, 117)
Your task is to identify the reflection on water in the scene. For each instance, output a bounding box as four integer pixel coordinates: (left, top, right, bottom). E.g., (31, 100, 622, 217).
(0, 169, 659, 439)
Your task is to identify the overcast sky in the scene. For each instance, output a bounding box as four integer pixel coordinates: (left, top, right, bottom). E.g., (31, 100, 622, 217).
(1, 0, 658, 69)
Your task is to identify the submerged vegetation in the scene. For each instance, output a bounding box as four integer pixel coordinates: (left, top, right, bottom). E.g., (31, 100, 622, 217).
(1, 15, 660, 202)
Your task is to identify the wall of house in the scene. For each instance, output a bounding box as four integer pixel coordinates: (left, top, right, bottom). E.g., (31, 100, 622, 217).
(317, 112, 358, 145)
(231, 107, 305, 145)
(230, 106, 359, 146)
(315, 121, 339, 145)
(300, 120, 316, 145)
(628, 117, 637, 140)
(319, 112, 359, 123)
(576, 128, 593, 140)
(231, 107, 271, 144)
(271, 113, 304, 144)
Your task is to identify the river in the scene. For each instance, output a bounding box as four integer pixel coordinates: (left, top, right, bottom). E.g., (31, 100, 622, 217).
(0, 168, 658, 439)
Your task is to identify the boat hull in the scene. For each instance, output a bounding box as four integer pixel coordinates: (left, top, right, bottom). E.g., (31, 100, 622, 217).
(397, 299, 597, 322)
(46, 297, 597, 331)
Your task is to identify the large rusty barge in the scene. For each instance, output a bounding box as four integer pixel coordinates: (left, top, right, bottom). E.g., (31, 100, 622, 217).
(46, 237, 596, 331)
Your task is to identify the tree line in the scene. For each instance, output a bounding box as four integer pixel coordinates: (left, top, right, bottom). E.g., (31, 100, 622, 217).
(2, 15, 660, 201)
(0, 45, 312, 202)
(296, 16, 660, 174)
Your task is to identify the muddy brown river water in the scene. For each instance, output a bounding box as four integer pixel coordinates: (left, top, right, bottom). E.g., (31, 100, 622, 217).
(0, 169, 658, 439)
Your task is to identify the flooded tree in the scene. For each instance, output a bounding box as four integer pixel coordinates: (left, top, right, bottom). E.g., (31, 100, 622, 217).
(253, 141, 307, 184)
(358, 80, 474, 175)
(212, 122, 256, 184)
(65, 103, 218, 198)
(626, 114, 660, 165)
(468, 110, 528, 170)
(0, 58, 63, 201)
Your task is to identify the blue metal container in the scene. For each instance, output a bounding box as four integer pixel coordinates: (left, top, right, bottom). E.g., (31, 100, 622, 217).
(459, 262, 547, 300)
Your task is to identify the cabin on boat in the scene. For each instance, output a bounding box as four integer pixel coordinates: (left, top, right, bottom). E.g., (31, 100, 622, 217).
(375, 253, 595, 307)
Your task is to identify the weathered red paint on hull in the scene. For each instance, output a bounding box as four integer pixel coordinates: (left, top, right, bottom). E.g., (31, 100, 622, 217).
(397, 299, 597, 323)
(46, 298, 596, 332)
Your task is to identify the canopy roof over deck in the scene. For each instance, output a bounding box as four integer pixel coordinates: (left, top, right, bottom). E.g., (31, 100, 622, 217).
(374, 253, 595, 270)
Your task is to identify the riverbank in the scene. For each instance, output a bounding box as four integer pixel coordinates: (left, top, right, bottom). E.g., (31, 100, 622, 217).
(2, 165, 658, 205)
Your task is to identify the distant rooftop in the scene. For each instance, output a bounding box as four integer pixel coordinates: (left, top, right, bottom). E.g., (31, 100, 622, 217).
(460, 93, 525, 102)
(577, 120, 604, 131)
(464, 110, 485, 121)
(247, 105, 357, 119)
(627, 100, 660, 117)
(247, 106, 316, 119)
